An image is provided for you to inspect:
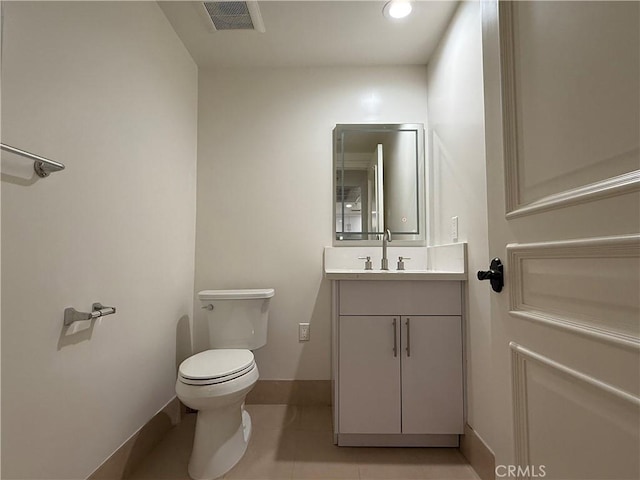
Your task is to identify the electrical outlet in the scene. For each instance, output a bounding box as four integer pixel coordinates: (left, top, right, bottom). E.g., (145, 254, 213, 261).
(299, 323, 310, 341)
(451, 216, 459, 242)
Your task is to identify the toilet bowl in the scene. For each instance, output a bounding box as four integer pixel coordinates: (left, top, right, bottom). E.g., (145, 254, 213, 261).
(176, 349, 259, 480)
(176, 288, 274, 480)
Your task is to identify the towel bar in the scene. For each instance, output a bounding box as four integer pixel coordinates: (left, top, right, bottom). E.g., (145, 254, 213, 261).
(1, 143, 66, 177)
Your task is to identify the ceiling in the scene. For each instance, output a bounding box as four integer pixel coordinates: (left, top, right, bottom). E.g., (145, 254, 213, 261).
(159, 1, 459, 68)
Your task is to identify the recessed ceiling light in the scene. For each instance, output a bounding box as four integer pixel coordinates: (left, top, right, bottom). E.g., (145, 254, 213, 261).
(346, 204, 353, 208)
(383, 0, 413, 20)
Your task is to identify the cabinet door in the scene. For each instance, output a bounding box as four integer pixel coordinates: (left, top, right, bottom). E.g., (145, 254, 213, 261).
(338, 315, 401, 434)
(401, 316, 463, 434)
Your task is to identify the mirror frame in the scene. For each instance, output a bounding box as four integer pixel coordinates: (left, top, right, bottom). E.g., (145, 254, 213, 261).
(332, 123, 426, 246)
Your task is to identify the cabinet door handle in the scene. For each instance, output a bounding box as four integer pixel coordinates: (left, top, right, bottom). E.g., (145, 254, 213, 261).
(392, 318, 398, 357)
(406, 318, 411, 357)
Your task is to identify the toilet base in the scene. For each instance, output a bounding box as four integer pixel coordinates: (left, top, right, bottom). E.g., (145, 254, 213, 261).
(188, 404, 253, 480)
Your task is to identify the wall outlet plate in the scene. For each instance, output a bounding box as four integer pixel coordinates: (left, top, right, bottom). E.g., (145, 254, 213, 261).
(299, 323, 310, 341)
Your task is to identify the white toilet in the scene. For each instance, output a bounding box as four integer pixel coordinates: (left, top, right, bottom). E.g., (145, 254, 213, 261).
(176, 288, 275, 480)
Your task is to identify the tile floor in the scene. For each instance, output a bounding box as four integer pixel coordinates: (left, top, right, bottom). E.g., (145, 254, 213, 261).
(129, 405, 480, 480)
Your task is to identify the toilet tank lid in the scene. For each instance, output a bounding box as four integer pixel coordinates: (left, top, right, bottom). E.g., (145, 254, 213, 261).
(198, 288, 275, 300)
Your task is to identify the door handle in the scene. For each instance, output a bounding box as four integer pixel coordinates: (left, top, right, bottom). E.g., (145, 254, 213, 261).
(392, 318, 398, 357)
(477, 257, 504, 292)
(405, 318, 411, 357)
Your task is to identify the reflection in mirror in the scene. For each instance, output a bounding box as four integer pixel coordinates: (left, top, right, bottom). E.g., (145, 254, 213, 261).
(333, 124, 425, 245)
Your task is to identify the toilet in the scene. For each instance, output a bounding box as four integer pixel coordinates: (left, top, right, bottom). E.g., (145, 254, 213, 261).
(176, 288, 275, 480)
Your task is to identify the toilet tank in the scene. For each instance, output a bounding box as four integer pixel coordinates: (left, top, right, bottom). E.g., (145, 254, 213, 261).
(198, 288, 274, 350)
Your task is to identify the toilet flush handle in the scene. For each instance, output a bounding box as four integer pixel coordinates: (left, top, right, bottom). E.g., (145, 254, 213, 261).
(201, 304, 214, 311)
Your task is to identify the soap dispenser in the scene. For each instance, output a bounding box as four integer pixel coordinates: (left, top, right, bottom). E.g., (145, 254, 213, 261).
(358, 256, 373, 270)
(397, 256, 411, 271)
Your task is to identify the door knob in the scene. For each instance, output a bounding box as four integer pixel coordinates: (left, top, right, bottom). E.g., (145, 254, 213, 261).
(477, 258, 504, 292)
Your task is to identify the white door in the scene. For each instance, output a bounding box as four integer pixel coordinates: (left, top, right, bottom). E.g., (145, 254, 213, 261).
(401, 316, 464, 434)
(482, 2, 640, 479)
(338, 315, 401, 434)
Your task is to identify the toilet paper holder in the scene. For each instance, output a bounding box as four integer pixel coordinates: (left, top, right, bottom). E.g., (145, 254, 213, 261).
(64, 303, 117, 326)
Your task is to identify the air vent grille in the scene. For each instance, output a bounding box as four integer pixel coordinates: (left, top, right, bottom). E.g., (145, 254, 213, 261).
(203, 2, 255, 30)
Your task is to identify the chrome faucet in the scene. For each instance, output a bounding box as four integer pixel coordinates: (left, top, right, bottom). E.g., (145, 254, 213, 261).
(381, 229, 392, 270)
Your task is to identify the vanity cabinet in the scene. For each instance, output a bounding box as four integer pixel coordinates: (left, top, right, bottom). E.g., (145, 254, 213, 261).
(334, 280, 463, 447)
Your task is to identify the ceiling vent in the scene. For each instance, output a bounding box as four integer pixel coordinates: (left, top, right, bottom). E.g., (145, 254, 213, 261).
(202, 2, 265, 32)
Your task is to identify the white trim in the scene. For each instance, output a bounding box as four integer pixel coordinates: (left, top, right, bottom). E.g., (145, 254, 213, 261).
(498, 1, 520, 216)
(506, 170, 640, 219)
(332, 281, 340, 445)
(507, 235, 640, 349)
(246, 1, 265, 33)
(498, 2, 640, 218)
(510, 343, 640, 406)
(87, 397, 181, 480)
(510, 343, 640, 475)
(460, 424, 496, 480)
(510, 346, 530, 473)
(337, 433, 459, 447)
(509, 310, 639, 350)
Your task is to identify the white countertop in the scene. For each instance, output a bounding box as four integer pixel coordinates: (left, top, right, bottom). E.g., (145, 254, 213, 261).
(323, 243, 467, 281)
(324, 268, 467, 281)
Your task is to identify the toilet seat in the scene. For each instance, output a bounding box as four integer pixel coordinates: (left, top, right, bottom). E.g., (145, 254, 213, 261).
(179, 349, 255, 386)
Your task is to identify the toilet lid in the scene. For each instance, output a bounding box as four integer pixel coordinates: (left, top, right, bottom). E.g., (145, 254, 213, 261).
(179, 349, 255, 382)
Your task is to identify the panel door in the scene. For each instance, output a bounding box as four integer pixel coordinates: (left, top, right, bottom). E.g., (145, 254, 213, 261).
(482, 2, 640, 478)
(401, 316, 464, 434)
(338, 315, 401, 434)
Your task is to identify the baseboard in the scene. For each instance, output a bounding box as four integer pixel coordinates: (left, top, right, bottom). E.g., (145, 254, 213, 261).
(245, 380, 331, 405)
(338, 433, 459, 447)
(87, 397, 182, 480)
(459, 423, 496, 480)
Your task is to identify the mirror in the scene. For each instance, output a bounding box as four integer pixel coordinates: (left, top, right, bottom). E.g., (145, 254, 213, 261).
(333, 124, 425, 245)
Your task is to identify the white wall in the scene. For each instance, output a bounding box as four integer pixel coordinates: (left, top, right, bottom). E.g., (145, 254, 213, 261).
(1, 3, 198, 479)
(196, 66, 427, 380)
(426, 1, 495, 451)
